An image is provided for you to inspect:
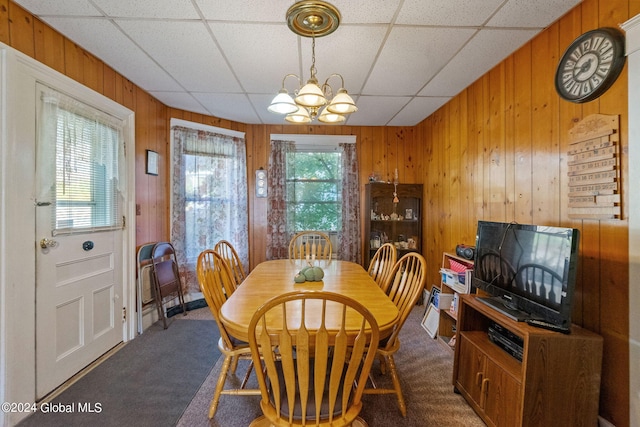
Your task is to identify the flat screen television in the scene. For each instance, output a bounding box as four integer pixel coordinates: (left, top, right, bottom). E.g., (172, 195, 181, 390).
(472, 221, 580, 332)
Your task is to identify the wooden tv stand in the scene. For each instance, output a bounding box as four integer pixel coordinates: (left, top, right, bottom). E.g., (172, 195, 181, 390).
(452, 294, 603, 427)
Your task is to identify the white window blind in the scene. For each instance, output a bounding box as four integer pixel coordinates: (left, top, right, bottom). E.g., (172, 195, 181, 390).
(39, 88, 125, 235)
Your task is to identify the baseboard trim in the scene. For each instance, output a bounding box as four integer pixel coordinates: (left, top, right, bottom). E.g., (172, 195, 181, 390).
(166, 298, 207, 318)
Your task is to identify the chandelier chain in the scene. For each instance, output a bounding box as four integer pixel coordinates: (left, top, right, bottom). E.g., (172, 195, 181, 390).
(310, 33, 317, 82)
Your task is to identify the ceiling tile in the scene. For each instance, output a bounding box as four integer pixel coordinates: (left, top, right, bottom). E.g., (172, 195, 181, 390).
(300, 25, 388, 95)
(195, 0, 286, 22)
(363, 26, 476, 96)
(91, 0, 200, 19)
(41, 17, 182, 92)
(116, 20, 240, 93)
(487, 0, 582, 28)
(396, 0, 505, 26)
(420, 28, 541, 97)
(388, 96, 452, 126)
(345, 96, 411, 126)
(212, 22, 299, 94)
(149, 91, 209, 115)
(194, 92, 262, 124)
(12, 0, 99, 16)
(331, 0, 402, 24)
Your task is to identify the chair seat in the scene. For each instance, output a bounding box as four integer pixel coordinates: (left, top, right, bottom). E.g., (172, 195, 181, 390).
(218, 335, 250, 352)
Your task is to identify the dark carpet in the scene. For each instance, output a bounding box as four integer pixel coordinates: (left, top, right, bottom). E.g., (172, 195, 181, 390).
(18, 318, 220, 427)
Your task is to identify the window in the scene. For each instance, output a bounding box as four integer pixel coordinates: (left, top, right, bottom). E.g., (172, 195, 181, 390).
(171, 121, 248, 292)
(39, 87, 124, 235)
(286, 150, 342, 233)
(182, 150, 235, 262)
(267, 134, 359, 262)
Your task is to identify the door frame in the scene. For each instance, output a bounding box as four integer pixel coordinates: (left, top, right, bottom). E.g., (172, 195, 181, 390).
(0, 43, 136, 427)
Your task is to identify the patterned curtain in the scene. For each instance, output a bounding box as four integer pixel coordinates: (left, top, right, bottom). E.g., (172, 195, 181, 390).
(266, 140, 295, 260)
(171, 126, 248, 293)
(339, 142, 361, 263)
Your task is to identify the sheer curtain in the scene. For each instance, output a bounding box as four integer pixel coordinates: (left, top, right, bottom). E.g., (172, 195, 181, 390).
(266, 139, 295, 260)
(37, 85, 126, 235)
(339, 142, 361, 263)
(171, 125, 248, 293)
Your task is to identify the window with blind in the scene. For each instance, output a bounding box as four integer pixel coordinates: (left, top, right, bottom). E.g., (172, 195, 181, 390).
(39, 88, 125, 235)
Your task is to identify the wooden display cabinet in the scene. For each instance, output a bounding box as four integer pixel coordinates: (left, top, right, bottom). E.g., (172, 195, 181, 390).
(453, 294, 603, 427)
(364, 183, 422, 268)
(437, 252, 474, 350)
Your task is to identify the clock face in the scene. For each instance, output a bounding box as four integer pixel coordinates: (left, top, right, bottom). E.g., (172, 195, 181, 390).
(555, 27, 626, 103)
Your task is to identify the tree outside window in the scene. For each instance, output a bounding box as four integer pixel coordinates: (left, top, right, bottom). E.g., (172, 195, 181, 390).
(286, 151, 342, 233)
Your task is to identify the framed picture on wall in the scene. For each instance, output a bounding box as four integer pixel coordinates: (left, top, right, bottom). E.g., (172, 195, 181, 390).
(146, 150, 158, 176)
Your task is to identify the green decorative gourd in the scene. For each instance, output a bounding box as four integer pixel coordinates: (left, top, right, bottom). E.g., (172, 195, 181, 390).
(302, 266, 325, 281)
(294, 273, 306, 283)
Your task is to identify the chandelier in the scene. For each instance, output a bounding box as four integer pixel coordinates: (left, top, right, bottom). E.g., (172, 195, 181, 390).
(268, 0, 358, 124)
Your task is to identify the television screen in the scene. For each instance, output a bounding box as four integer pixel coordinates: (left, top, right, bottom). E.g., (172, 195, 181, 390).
(472, 221, 580, 331)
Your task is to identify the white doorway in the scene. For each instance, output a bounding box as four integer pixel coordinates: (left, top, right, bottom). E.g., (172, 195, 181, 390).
(0, 43, 136, 424)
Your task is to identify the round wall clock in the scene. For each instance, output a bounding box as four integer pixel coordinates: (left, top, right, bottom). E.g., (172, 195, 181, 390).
(555, 27, 626, 103)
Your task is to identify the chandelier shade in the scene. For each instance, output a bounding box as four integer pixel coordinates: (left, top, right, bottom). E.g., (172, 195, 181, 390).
(318, 107, 346, 124)
(326, 88, 357, 114)
(267, 88, 298, 114)
(268, 0, 357, 124)
(285, 107, 312, 124)
(295, 80, 327, 108)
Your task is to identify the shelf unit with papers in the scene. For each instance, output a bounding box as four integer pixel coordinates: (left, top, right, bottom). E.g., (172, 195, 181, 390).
(437, 252, 474, 351)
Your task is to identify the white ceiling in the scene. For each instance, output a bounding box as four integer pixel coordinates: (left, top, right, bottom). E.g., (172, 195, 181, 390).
(14, 0, 582, 126)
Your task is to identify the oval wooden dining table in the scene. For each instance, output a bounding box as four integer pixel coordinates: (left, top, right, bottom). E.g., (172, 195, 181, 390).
(220, 259, 400, 342)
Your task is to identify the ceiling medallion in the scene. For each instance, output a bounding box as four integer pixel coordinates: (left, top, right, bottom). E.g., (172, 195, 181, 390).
(286, 0, 341, 38)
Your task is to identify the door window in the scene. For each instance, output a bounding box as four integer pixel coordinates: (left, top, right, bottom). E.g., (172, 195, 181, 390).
(38, 87, 125, 235)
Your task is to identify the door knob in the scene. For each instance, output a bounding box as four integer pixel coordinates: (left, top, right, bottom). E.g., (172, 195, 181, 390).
(40, 238, 58, 249)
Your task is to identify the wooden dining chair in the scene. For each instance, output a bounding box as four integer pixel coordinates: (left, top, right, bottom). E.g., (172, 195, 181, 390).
(150, 242, 187, 329)
(196, 249, 260, 418)
(247, 290, 380, 427)
(288, 231, 333, 261)
(364, 252, 427, 417)
(214, 240, 247, 287)
(367, 243, 397, 288)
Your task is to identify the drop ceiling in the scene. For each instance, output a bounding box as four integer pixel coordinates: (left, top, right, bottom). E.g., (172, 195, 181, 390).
(13, 0, 582, 126)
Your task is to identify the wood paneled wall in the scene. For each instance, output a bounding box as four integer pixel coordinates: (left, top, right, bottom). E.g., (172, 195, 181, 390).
(416, 1, 634, 425)
(2, 0, 633, 425)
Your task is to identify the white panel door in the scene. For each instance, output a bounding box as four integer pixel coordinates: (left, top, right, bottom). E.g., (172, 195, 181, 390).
(34, 87, 125, 398)
(35, 223, 123, 397)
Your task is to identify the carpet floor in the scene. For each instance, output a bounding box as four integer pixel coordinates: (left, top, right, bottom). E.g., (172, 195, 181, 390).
(17, 303, 486, 426)
(17, 312, 220, 427)
(178, 304, 486, 427)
